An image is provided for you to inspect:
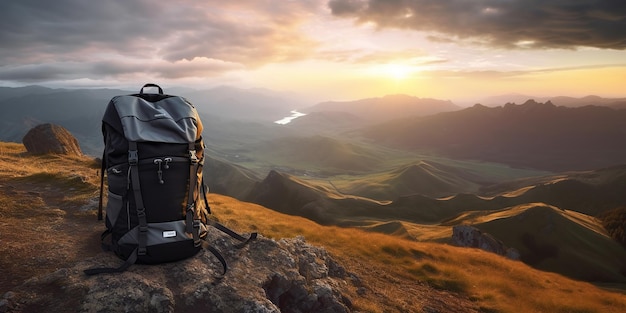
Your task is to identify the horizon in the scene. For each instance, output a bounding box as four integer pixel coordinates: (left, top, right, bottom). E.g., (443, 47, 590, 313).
(1, 1, 625, 105)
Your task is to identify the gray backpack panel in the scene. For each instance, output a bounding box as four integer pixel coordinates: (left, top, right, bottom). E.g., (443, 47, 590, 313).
(112, 95, 198, 143)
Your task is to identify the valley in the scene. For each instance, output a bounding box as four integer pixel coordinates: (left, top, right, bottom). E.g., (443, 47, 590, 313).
(1, 86, 626, 294)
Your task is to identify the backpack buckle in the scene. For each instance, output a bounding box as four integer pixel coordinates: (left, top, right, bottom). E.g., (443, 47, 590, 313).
(128, 150, 138, 165)
(189, 150, 198, 163)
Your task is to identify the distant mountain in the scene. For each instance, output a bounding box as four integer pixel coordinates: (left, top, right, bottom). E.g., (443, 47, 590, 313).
(283, 111, 365, 134)
(183, 85, 308, 122)
(302, 94, 460, 124)
(478, 93, 626, 109)
(0, 85, 61, 101)
(550, 95, 626, 109)
(0, 86, 132, 154)
(477, 93, 547, 107)
(361, 100, 626, 171)
(0, 85, 303, 155)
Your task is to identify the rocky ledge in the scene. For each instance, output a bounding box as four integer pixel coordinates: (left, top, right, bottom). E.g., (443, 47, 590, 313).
(1, 230, 354, 313)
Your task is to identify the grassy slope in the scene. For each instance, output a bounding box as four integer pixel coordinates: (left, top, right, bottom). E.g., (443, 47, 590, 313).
(212, 193, 626, 313)
(446, 203, 626, 284)
(2, 141, 625, 312)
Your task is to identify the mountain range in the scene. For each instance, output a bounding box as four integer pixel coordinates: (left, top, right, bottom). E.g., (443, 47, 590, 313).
(360, 100, 626, 171)
(1, 85, 625, 289)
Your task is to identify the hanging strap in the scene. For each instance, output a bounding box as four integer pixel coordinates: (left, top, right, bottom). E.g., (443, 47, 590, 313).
(97, 150, 106, 221)
(201, 241, 228, 276)
(84, 248, 139, 276)
(186, 143, 201, 246)
(128, 141, 148, 256)
(207, 219, 257, 248)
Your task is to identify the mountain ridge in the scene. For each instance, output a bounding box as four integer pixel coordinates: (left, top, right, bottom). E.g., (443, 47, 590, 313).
(361, 100, 626, 171)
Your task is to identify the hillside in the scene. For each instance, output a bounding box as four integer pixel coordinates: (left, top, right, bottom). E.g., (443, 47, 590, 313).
(303, 94, 459, 123)
(1, 141, 625, 313)
(240, 159, 626, 286)
(445, 203, 626, 283)
(361, 100, 626, 171)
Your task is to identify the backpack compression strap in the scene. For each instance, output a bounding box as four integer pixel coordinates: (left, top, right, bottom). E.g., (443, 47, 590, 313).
(84, 142, 146, 276)
(128, 141, 149, 256)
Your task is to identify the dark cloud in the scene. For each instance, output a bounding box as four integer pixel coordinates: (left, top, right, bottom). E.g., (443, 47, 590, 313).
(328, 0, 626, 49)
(0, 0, 319, 83)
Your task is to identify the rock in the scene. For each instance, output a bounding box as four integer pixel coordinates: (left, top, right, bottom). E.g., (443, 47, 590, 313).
(3, 232, 353, 313)
(451, 225, 520, 260)
(22, 123, 82, 156)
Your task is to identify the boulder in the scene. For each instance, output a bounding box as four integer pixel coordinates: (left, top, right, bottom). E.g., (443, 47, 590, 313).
(1, 232, 353, 313)
(21, 123, 82, 156)
(452, 225, 520, 260)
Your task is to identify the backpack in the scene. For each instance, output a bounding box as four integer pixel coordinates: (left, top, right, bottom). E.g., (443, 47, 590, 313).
(85, 83, 256, 276)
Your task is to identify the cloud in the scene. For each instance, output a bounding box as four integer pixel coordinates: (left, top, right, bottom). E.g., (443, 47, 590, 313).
(419, 63, 626, 81)
(328, 0, 626, 50)
(0, 58, 245, 83)
(0, 0, 321, 83)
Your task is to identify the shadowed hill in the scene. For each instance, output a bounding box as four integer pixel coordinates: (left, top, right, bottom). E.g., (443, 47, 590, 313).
(245, 170, 390, 225)
(349, 160, 482, 199)
(361, 100, 626, 171)
(358, 220, 414, 240)
(449, 203, 626, 284)
(245, 164, 626, 226)
(203, 155, 260, 199)
(481, 164, 626, 216)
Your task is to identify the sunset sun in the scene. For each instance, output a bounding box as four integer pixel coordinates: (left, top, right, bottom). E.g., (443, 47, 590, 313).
(372, 63, 415, 81)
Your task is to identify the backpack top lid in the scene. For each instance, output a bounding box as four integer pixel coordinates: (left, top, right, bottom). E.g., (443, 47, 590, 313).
(105, 91, 200, 144)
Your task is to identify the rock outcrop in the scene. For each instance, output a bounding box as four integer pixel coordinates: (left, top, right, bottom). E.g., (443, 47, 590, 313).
(452, 225, 520, 260)
(1, 231, 353, 313)
(21, 123, 82, 156)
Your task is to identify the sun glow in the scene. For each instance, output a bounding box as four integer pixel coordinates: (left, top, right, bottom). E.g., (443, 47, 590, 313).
(373, 63, 416, 80)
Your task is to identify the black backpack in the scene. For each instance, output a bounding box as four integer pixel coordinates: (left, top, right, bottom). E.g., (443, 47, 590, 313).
(85, 84, 255, 275)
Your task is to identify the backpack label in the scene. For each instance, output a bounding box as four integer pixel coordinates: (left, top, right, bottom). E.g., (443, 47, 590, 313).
(163, 230, 177, 238)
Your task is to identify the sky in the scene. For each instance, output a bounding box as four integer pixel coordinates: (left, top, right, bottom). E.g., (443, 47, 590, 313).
(1, 0, 625, 105)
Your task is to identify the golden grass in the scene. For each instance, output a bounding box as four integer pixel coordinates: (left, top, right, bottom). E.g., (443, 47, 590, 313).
(2, 142, 625, 312)
(211, 193, 626, 313)
(0, 142, 101, 207)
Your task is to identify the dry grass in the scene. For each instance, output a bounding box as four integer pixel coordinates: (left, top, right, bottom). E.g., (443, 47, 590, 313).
(2, 141, 625, 312)
(0, 143, 102, 291)
(211, 193, 626, 313)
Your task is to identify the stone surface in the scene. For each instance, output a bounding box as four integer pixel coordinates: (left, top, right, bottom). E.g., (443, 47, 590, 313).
(2, 231, 353, 313)
(451, 225, 520, 260)
(21, 123, 82, 156)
